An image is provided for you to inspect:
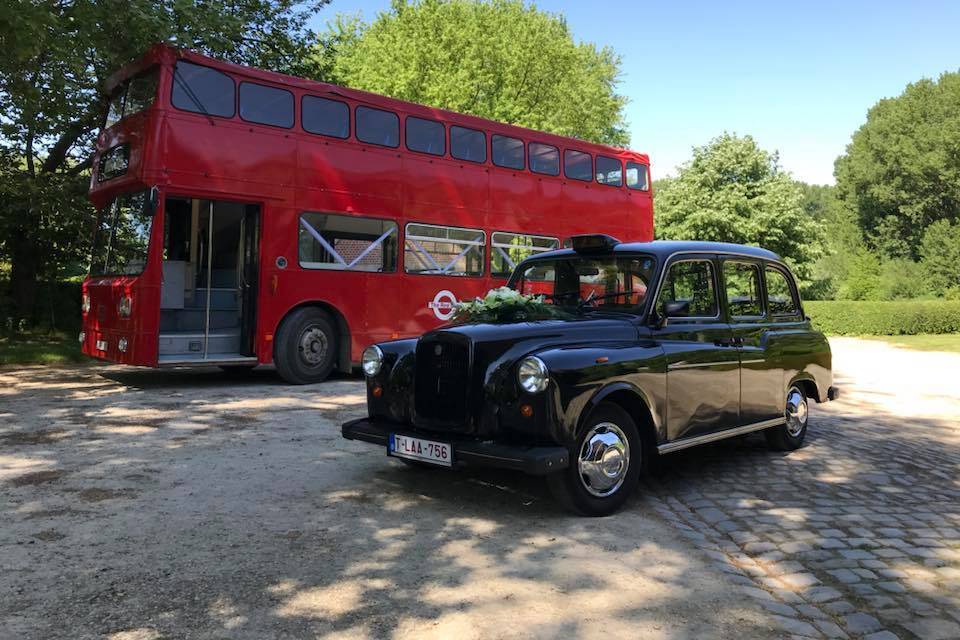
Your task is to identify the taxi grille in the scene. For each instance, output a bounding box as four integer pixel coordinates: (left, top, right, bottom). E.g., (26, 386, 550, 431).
(414, 335, 470, 429)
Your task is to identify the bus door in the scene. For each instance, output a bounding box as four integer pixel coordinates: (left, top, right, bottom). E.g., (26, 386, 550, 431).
(159, 197, 260, 363)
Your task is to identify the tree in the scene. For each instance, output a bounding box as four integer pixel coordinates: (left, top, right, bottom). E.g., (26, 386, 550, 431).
(318, 0, 628, 145)
(653, 133, 821, 282)
(835, 71, 960, 259)
(0, 0, 327, 322)
(836, 248, 882, 301)
(920, 219, 960, 296)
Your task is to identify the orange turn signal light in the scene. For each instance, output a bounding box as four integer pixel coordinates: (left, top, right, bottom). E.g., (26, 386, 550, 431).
(520, 404, 534, 418)
(372, 386, 383, 398)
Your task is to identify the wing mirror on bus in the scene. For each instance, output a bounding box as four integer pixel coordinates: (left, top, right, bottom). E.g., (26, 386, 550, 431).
(144, 186, 160, 216)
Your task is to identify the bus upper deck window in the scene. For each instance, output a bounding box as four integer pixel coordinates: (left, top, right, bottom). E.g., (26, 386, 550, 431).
(302, 95, 350, 138)
(239, 82, 294, 128)
(356, 106, 399, 148)
(406, 117, 445, 156)
(171, 61, 236, 118)
(529, 142, 559, 176)
(564, 149, 592, 182)
(451, 126, 486, 163)
(626, 161, 650, 191)
(596, 155, 623, 187)
(492, 135, 524, 170)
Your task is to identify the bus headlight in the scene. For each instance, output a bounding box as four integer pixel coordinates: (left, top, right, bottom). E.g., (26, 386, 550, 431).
(118, 337, 128, 353)
(362, 345, 384, 377)
(82, 294, 91, 314)
(518, 356, 549, 393)
(118, 296, 132, 317)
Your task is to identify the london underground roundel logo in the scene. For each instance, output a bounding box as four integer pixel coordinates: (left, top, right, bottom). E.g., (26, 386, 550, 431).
(428, 290, 458, 320)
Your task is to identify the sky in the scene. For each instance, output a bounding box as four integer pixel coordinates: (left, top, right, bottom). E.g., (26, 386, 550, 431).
(308, 1, 960, 185)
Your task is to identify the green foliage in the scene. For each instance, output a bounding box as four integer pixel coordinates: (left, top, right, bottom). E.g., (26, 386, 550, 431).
(836, 248, 882, 301)
(654, 133, 821, 282)
(877, 258, 929, 301)
(319, 0, 628, 145)
(806, 300, 960, 335)
(867, 334, 960, 353)
(920, 219, 960, 295)
(834, 70, 960, 259)
(0, 0, 328, 323)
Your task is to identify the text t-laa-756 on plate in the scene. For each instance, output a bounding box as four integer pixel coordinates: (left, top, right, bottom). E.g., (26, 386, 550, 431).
(389, 434, 452, 467)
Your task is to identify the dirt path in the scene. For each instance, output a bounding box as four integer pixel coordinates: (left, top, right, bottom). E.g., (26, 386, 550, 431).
(1, 365, 779, 639)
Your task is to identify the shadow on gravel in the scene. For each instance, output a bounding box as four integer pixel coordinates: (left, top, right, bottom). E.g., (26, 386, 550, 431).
(1, 366, 775, 640)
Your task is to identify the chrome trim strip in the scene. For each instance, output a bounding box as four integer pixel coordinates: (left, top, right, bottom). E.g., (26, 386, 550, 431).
(658, 417, 786, 454)
(739, 358, 766, 365)
(668, 360, 738, 370)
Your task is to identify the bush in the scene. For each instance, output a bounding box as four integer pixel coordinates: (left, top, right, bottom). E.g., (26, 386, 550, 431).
(805, 300, 960, 335)
(0, 280, 81, 334)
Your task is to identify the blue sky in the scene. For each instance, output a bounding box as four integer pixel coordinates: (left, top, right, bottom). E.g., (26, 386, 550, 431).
(309, 1, 960, 184)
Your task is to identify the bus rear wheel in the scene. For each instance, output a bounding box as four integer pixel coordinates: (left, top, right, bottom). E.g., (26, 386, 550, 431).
(274, 307, 338, 385)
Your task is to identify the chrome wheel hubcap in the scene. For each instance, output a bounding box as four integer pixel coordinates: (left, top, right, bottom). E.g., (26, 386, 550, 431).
(785, 387, 808, 437)
(299, 327, 328, 366)
(578, 422, 630, 498)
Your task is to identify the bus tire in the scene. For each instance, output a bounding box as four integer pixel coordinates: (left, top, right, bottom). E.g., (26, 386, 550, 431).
(274, 307, 338, 385)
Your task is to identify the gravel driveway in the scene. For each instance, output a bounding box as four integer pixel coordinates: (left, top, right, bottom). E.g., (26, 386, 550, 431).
(1, 338, 958, 639)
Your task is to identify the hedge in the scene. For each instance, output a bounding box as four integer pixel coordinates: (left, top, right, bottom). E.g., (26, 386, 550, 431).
(805, 300, 960, 336)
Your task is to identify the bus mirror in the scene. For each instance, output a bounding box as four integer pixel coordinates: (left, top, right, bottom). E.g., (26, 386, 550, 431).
(145, 186, 160, 216)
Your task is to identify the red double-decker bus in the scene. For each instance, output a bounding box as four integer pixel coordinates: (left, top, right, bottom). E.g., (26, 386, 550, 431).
(81, 44, 653, 383)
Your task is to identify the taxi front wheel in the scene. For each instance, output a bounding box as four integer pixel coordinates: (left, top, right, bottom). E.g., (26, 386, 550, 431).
(547, 402, 642, 517)
(765, 385, 809, 451)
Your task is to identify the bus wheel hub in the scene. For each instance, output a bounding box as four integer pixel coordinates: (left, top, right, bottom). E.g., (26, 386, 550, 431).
(300, 328, 328, 366)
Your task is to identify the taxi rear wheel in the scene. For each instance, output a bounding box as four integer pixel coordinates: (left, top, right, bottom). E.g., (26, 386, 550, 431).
(765, 385, 809, 451)
(547, 402, 641, 517)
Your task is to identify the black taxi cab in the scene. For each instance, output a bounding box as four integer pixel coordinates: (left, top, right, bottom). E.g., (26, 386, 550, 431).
(342, 236, 838, 516)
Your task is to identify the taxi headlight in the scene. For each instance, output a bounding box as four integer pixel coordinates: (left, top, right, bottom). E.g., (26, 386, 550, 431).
(518, 356, 549, 393)
(362, 345, 384, 377)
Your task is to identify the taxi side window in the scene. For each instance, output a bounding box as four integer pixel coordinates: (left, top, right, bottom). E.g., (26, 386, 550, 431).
(659, 260, 718, 318)
(766, 266, 801, 317)
(724, 261, 764, 318)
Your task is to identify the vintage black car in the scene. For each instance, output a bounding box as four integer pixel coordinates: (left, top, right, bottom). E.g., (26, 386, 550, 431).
(342, 236, 838, 516)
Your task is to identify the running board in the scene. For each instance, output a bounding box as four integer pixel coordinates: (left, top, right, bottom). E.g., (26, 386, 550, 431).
(157, 354, 258, 368)
(657, 417, 786, 455)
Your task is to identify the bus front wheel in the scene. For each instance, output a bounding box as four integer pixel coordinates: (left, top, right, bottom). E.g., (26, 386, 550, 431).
(274, 307, 338, 385)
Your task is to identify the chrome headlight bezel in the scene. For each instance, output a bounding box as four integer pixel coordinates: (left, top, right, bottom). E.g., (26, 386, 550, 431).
(517, 356, 549, 393)
(81, 293, 91, 314)
(362, 345, 384, 377)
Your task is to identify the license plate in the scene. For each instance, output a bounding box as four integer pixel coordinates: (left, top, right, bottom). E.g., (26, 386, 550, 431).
(389, 434, 452, 467)
(95, 340, 108, 351)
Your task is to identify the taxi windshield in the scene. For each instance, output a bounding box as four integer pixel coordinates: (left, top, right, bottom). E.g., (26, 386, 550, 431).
(508, 254, 657, 313)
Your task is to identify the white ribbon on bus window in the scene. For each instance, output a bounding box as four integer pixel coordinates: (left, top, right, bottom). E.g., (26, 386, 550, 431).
(299, 216, 395, 269)
(405, 227, 485, 275)
(491, 233, 560, 272)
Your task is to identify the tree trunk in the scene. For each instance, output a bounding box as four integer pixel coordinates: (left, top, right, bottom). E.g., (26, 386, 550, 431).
(9, 214, 41, 324)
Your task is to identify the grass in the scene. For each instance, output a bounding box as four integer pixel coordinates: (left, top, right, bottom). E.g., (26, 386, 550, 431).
(0, 331, 86, 366)
(863, 334, 960, 353)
